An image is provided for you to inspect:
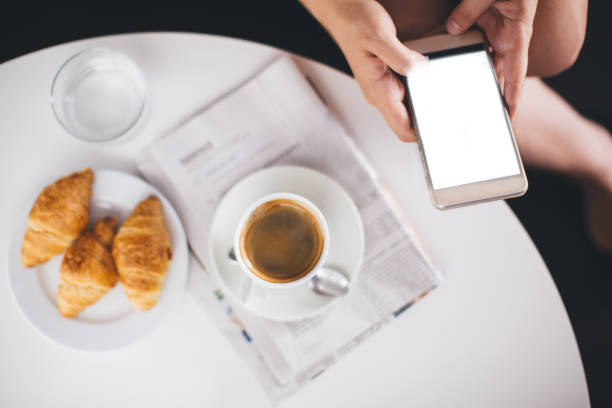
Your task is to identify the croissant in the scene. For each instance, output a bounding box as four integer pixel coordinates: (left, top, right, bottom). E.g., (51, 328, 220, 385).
(58, 217, 119, 318)
(21, 168, 93, 267)
(113, 195, 172, 310)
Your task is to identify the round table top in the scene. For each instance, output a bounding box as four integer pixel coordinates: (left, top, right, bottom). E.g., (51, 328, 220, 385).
(0, 32, 589, 407)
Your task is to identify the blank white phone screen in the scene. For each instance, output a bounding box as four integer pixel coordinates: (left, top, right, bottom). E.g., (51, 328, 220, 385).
(407, 48, 520, 190)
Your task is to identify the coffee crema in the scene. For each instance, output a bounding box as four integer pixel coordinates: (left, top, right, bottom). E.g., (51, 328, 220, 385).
(239, 199, 325, 283)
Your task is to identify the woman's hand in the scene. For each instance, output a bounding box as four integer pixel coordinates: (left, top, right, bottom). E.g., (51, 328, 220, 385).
(447, 0, 538, 117)
(301, 0, 427, 141)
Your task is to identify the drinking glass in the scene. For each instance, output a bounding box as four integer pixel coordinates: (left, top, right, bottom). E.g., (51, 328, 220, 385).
(51, 48, 146, 142)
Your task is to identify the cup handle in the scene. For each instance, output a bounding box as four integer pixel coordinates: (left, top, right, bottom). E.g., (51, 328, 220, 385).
(230, 248, 269, 305)
(240, 277, 270, 305)
(240, 275, 253, 304)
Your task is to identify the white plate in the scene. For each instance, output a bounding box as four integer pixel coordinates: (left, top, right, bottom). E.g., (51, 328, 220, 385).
(8, 169, 188, 350)
(208, 166, 364, 321)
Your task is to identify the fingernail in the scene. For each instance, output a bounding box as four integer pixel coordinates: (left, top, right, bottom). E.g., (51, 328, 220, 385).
(448, 20, 462, 35)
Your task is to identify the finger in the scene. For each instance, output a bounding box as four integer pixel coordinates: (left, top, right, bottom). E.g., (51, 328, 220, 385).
(367, 36, 428, 76)
(447, 0, 495, 34)
(367, 73, 416, 142)
(493, 52, 505, 91)
(503, 71, 525, 118)
(502, 29, 531, 117)
(504, 78, 524, 118)
(475, 7, 500, 38)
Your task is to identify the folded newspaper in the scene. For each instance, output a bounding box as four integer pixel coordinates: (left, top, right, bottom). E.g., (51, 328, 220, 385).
(139, 56, 442, 404)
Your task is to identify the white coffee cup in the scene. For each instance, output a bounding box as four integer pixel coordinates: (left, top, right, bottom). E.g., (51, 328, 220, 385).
(233, 192, 330, 290)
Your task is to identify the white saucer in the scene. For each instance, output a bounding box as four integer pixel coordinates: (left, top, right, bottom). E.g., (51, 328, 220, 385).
(208, 166, 364, 321)
(8, 169, 188, 351)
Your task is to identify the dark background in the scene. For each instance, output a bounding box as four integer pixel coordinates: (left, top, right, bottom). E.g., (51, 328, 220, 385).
(1, 2, 610, 406)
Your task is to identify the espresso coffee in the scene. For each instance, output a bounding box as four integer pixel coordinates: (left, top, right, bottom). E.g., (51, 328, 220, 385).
(239, 199, 325, 283)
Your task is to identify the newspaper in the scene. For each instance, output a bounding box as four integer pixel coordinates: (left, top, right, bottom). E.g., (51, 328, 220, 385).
(139, 57, 442, 404)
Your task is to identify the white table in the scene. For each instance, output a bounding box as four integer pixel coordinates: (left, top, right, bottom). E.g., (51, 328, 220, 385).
(0, 33, 589, 407)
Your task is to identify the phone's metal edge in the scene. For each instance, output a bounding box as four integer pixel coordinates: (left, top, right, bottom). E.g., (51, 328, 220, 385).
(484, 36, 529, 197)
(403, 77, 440, 210)
(403, 29, 528, 210)
(433, 178, 529, 210)
(404, 30, 485, 54)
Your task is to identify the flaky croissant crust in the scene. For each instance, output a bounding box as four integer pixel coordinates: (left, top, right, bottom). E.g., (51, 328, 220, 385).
(21, 168, 93, 267)
(58, 216, 119, 318)
(113, 195, 172, 310)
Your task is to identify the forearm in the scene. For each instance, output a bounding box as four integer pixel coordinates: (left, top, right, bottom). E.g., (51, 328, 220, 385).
(299, 0, 333, 25)
(528, 0, 588, 76)
(299, 0, 343, 37)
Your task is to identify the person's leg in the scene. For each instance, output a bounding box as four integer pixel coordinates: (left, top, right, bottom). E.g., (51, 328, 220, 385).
(513, 78, 612, 250)
(527, 0, 588, 77)
(514, 78, 612, 190)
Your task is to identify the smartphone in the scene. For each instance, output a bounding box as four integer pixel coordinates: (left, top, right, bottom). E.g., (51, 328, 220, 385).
(404, 30, 527, 209)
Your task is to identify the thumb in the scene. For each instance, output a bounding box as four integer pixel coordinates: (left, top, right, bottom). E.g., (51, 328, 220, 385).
(447, 0, 494, 34)
(368, 36, 428, 76)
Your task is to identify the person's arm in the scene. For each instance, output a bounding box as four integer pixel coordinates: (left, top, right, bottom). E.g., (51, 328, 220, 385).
(299, 0, 427, 142)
